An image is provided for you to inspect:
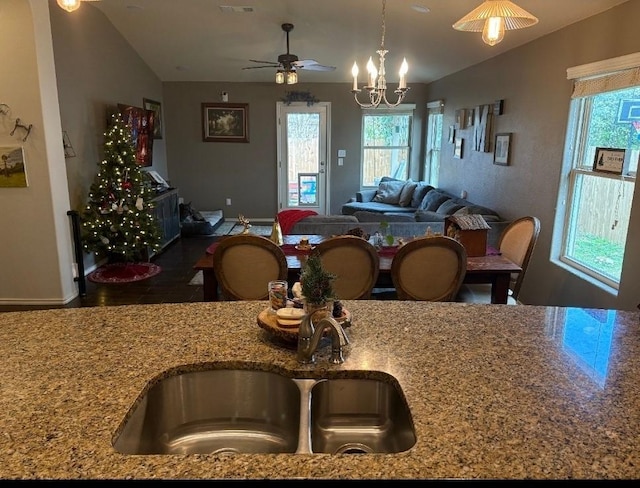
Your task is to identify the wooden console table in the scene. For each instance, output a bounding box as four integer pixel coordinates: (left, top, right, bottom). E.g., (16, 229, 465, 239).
(194, 235, 521, 304)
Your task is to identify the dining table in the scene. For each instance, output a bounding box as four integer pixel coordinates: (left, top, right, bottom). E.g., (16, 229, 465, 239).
(193, 234, 522, 304)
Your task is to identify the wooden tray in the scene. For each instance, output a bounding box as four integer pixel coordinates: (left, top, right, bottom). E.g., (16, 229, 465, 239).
(257, 307, 351, 343)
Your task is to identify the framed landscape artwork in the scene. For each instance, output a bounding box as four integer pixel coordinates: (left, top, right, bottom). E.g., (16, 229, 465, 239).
(0, 146, 28, 188)
(202, 103, 249, 143)
(143, 98, 163, 139)
(118, 104, 155, 167)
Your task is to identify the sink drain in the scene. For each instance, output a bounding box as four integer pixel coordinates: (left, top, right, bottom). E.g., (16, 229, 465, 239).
(334, 443, 373, 454)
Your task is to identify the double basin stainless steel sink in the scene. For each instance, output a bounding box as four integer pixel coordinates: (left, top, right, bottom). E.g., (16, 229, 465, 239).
(113, 367, 416, 455)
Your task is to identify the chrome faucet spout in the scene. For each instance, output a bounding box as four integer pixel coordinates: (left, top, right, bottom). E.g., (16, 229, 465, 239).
(297, 312, 349, 364)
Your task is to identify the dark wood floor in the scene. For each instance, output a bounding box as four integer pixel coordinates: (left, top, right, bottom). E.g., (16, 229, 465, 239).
(0, 236, 218, 313)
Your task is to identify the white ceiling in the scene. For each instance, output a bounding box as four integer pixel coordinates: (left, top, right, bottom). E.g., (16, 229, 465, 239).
(87, 0, 630, 84)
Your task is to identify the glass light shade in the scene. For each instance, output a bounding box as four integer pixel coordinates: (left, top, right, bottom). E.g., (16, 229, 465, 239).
(482, 17, 505, 46)
(57, 0, 81, 12)
(275, 71, 285, 84)
(286, 71, 298, 85)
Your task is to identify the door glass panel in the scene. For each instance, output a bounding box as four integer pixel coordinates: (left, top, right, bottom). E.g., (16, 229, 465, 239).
(287, 113, 320, 208)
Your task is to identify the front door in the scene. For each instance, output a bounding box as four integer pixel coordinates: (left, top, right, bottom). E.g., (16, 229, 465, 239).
(276, 102, 330, 214)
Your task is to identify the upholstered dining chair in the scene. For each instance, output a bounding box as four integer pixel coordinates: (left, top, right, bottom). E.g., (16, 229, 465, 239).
(212, 234, 288, 300)
(457, 216, 541, 304)
(391, 236, 467, 301)
(314, 235, 380, 300)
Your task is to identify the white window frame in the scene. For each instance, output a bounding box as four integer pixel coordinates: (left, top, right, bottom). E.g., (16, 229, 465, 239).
(552, 53, 640, 293)
(425, 100, 444, 187)
(360, 104, 415, 188)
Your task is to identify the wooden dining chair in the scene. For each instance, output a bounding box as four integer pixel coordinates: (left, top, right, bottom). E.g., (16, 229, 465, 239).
(314, 235, 380, 299)
(457, 216, 541, 304)
(212, 234, 288, 300)
(391, 236, 467, 301)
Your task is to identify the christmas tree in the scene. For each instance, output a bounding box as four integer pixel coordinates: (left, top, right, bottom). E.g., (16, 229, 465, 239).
(81, 112, 161, 263)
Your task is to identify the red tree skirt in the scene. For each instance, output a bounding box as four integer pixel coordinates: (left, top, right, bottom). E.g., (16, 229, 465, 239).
(88, 262, 162, 284)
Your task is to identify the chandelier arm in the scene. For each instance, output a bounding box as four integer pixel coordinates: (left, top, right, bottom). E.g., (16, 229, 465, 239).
(353, 91, 376, 109)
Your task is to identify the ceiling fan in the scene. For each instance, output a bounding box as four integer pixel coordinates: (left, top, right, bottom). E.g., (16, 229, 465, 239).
(242, 23, 336, 84)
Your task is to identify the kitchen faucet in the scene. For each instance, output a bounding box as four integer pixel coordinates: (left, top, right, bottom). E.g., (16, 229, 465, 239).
(297, 311, 350, 364)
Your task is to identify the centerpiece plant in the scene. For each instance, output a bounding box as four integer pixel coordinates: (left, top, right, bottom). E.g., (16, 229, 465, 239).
(300, 251, 336, 307)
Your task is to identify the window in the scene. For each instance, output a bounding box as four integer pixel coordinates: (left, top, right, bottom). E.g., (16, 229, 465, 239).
(425, 100, 444, 187)
(360, 104, 414, 187)
(555, 54, 639, 291)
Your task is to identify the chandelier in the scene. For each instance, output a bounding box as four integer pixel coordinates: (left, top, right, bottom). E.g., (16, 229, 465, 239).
(452, 1, 538, 47)
(351, 0, 409, 108)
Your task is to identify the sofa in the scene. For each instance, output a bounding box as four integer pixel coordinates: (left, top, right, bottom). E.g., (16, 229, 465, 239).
(286, 177, 510, 248)
(341, 176, 502, 225)
(288, 209, 508, 252)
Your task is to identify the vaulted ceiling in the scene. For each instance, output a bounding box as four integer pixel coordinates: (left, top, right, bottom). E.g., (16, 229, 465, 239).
(87, 0, 630, 84)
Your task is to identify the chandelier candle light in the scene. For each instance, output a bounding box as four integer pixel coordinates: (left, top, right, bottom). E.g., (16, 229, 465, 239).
(351, 0, 409, 108)
(453, 1, 538, 47)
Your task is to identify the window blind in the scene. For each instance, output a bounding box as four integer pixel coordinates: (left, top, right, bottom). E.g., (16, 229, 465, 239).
(568, 52, 640, 98)
(571, 67, 640, 98)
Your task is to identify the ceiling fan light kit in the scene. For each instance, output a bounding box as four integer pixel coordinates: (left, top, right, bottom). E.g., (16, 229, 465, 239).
(453, 1, 538, 46)
(243, 23, 335, 85)
(351, 0, 409, 109)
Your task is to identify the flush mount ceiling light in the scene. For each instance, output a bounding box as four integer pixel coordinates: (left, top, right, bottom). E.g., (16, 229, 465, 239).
(351, 0, 409, 108)
(453, 1, 538, 47)
(57, 0, 81, 11)
(57, 0, 101, 13)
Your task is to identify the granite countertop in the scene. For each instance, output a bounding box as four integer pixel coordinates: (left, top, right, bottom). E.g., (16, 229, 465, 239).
(0, 301, 639, 480)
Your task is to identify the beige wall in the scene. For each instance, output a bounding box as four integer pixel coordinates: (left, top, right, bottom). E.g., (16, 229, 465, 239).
(162, 82, 428, 217)
(49, 1, 167, 211)
(427, 0, 640, 310)
(49, 0, 167, 277)
(0, 0, 75, 305)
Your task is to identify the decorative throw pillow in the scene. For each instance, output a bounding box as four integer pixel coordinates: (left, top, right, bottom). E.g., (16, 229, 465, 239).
(453, 206, 471, 216)
(420, 191, 451, 211)
(398, 180, 417, 207)
(436, 199, 465, 215)
(380, 176, 404, 183)
(373, 180, 405, 204)
(410, 183, 434, 208)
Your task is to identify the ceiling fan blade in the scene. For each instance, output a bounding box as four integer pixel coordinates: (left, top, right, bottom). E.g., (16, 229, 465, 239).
(242, 65, 279, 70)
(294, 60, 336, 71)
(248, 59, 279, 65)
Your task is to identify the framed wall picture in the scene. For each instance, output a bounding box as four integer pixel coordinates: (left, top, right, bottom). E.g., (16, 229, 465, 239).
(466, 108, 475, 128)
(202, 102, 249, 143)
(118, 104, 155, 167)
(143, 98, 163, 139)
(494, 133, 512, 166)
(448, 125, 455, 144)
(0, 145, 28, 188)
(454, 136, 464, 159)
(455, 109, 467, 130)
(593, 147, 625, 174)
